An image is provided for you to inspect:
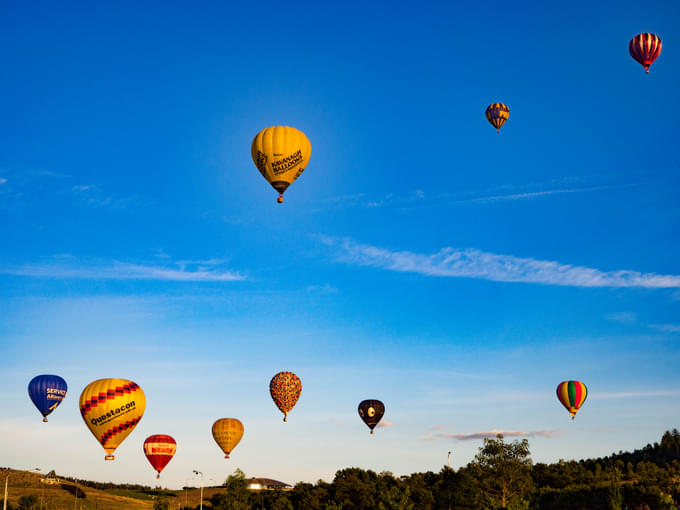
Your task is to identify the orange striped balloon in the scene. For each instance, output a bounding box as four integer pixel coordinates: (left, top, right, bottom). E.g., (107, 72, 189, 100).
(629, 33, 662, 73)
(556, 380, 588, 420)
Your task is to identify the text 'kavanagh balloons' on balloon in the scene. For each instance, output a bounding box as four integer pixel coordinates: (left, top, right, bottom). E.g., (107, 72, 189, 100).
(144, 434, 176, 479)
(358, 399, 385, 434)
(486, 103, 510, 133)
(556, 380, 588, 420)
(251, 126, 312, 203)
(629, 33, 662, 73)
(212, 418, 244, 459)
(270, 371, 302, 422)
(79, 378, 146, 460)
(28, 375, 67, 422)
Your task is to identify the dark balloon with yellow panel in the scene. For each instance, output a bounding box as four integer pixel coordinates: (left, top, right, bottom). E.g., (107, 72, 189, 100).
(485, 103, 510, 133)
(358, 399, 385, 434)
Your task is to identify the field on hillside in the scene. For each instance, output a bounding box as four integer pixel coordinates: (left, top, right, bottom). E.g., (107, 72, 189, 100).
(0, 469, 223, 509)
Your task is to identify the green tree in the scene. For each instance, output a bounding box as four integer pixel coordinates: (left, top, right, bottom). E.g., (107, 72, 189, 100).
(211, 468, 250, 510)
(471, 434, 534, 510)
(608, 467, 623, 510)
(333, 468, 378, 509)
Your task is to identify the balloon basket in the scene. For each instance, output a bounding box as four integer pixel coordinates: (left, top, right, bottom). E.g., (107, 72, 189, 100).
(157, 474, 160, 479)
(277, 195, 284, 203)
(105, 454, 115, 461)
(42, 417, 48, 423)
(370, 430, 374, 435)
(224, 453, 230, 459)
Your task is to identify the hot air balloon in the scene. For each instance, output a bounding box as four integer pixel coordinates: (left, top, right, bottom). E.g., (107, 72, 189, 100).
(144, 435, 176, 479)
(270, 371, 302, 422)
(486, 103, 510, 133)
(212, 418, 243, 459)
(629, 33, 662, 73)
(556, 380, 588, 420)
(79, 378, 146, 460)
(358, 399, 385, 434)
(28, 375, 67, 422)
(251, 126, 312, 203)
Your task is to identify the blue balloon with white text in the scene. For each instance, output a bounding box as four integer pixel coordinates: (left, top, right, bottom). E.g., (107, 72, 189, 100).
(28, 375, 67, 422)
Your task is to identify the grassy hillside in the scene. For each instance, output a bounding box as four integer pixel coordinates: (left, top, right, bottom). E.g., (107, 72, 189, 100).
(0, 468, 229, 509)
(1, 468, 154, 509)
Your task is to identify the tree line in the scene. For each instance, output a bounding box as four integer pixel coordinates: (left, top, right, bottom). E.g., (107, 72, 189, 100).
(176, 428, 680, 510)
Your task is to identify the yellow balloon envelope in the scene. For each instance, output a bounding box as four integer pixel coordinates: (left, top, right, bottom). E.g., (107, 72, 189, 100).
(251, 126, 312, 203)
(212, 418, 243, 459)
(79, 378, 146, 460)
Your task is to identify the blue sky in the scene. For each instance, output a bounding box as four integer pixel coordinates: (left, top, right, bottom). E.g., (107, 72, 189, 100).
(1, 0, 679, 488)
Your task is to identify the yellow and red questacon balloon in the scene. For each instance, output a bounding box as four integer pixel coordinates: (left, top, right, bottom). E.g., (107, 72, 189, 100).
(143, 434, 177, 479)
(212, 418, 244, 459)
(79, 378, 146, 460)
(485, 103, 510, 133)
(270, 371, 302, 422)
(556, 380, 588, 420)
(251, 126, 312, 203)
(629, 33, 662, 74)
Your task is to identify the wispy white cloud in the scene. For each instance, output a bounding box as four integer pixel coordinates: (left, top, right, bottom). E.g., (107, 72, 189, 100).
(376, 420, 394, 429)
(306, 283, 339, 295)
(69, 184, 144, 210)
(459, 186, 620, 204)
(648, 324, 680, 333)
(71, 184, 94, 191)
(0, 259, 245, 282)
(591, 389, 680, 400)
(321, 237, 680, 289)
(428, 429, 561, 441)
(318, 179, 635, 212)
(606, 312, 638, 324)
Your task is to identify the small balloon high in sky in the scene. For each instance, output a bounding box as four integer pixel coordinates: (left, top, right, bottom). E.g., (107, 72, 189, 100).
(251, 126, 312, 203)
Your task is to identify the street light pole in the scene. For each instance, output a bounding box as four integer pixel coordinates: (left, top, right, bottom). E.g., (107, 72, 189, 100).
(73, 478, 78, 510)
(192, 470, 203, 510)
(448, 451, 452, 468)
(3, 474, 8, 510)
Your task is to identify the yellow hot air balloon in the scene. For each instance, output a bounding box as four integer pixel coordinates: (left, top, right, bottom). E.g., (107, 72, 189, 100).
(79, 378, 146, 460)
(251, 126, 312, 203)
(212, 418, 244, 459)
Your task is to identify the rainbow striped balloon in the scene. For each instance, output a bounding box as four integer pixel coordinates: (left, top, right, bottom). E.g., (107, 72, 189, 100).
(556, 380, 588, 420)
